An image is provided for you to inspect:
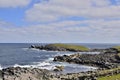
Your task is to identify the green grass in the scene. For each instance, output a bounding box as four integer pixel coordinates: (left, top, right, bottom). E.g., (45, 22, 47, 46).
(113, 46, 120, 52)
(98, 74, 120, 80)
(47, 43, 89, 51)
(97, 67, 120, 80)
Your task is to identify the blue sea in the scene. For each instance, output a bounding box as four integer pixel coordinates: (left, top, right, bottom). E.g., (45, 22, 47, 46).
(0, 43, 119, 73)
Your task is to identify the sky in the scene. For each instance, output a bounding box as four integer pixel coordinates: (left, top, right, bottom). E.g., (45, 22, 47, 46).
(0, 0, 120, 43)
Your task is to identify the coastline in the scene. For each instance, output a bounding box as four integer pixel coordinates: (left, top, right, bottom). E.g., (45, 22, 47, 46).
(0, 43, 120, 80)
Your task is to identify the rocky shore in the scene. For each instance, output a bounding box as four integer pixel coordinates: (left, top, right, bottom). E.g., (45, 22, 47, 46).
(51, 46, 120, 80)
(1, 66, 120, 80)
(54, 52, 120, 69)
(1, 44, 120, 80)
(1, 67, 58, 80)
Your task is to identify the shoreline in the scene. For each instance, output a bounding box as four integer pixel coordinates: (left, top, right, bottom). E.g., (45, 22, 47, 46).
(1, 65, 120, 80)
(1, 43, 120, 80)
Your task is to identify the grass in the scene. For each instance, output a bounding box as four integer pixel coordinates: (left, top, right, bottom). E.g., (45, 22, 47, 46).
(113, 46, 120, 52)
(47, 43, 89, 51)
(98, 74, 120, 80)
(97, 67, 120, 80)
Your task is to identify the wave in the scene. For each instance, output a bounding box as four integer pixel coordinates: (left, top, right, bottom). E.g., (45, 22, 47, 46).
(55, 52, 74, 56)
(13, 62, 55, 70)
(6, 61, 98, 74)
(44, 58, 54, 62)
(29, 48, 40, 51)
(33, 62, 51, 66)
(0, 65, 3, 70)
(14, 64, 32, 68)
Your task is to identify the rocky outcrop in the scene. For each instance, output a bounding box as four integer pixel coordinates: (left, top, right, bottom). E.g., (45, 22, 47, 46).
(90, 48, 119, 54)
(30, 45, 69, 51)
(2, 67, 58, 80)
(53, 66, 64, 72)
(59, 67, 120, 80)
(0, 70, 2, 80)
(54, 53, 120, 69)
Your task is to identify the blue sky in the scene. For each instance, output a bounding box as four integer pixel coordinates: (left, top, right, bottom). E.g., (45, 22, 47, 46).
(0, 0, 120, 43)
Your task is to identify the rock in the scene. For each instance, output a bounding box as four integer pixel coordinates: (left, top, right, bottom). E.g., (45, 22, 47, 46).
(91, 48, 119, 54)
(53, 66, 64, 72)
(0, 70, 2, 80)
(30, 45, 36, 48)
(1, 66, 120, 80)
(54, 52, 120, 69)
(2, 67, 58, 80)
(54, 56, 65, 62)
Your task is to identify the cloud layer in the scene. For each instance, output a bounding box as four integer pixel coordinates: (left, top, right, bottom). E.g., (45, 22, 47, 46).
(0, 19, 120, 43)
(0, 0, 120, 43)
(25, 0, 120, 22)
(0, 0, 31, 8)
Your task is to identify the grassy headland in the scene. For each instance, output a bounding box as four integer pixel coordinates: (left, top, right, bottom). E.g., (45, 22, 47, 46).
(31, 43, 89, 52)
(47, 43, 89, 51)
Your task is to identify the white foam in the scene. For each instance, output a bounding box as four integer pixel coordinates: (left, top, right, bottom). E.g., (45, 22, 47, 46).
(14, 64, 32, 68)
(35, 62, 51, 67)
(0, 65, 3, 70)
(48, 58, 54, 61)
(12, 61, 97, 72)
(30, 48, 40, 51)
(39, 65, 55, 70)
(45, 58, 54, 62)
(13, 62, 54, 70)
(34, 62, 56, 70)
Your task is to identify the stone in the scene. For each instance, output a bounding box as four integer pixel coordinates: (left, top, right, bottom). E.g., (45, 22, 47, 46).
(54, 66, 64, 72)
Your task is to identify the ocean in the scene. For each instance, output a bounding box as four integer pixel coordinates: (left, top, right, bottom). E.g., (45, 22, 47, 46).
(0, 43, 119, 74)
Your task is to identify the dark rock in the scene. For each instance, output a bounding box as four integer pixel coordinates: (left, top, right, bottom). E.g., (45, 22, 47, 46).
(30, 45, 36, 48)
(91, 48, 119, 54)
(0, 70, 2, 80)
(2, 67, 57, 80)
(54, 52, 120, 69)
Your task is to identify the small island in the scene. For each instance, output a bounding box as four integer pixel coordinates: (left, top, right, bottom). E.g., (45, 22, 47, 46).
(30, 43, 89, 52)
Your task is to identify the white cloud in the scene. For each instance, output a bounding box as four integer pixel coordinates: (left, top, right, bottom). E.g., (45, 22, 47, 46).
(0, 0, 31, 8)
(0, 0, 120, 43)
(0, 19, 120, 43)
(91, 0, 111, 6)
(25, 0, 120, 22)
(0, 20, 15, 27)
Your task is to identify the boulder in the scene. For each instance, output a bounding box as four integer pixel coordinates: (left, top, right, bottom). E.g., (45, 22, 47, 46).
(53, 66, 64, 72)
